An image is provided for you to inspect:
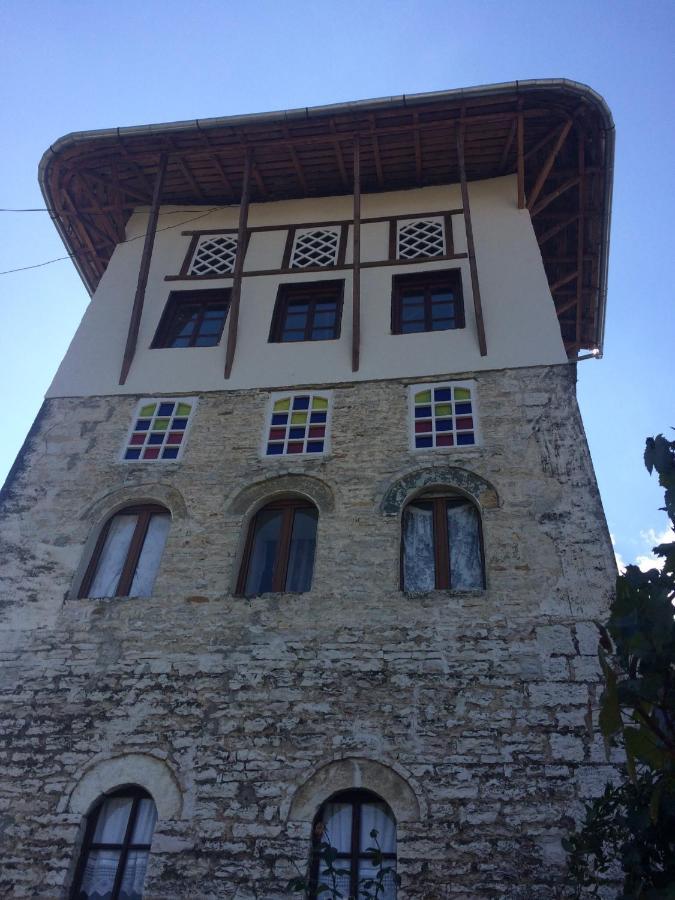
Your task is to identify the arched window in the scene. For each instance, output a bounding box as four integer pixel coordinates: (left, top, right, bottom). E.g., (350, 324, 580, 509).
(401, 492, 484, 590)
(311, 789, 397, 899)
(71, 787, 157, 900)
(237, 498, 318, 596)
(79, 505, 171, 599)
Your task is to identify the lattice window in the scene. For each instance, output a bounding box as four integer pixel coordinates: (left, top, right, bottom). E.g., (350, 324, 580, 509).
(122, 398, 197, 461)
(188, 234, 238, 275)
(397, 217, 446, 259)
(290, 228, 340, 268)
(410, 382, 478, 450)
(264, 392, 332, 456)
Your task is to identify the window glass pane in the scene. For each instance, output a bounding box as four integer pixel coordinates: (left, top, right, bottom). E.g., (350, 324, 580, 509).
(402, 502, 435, 590)
(131, 798, 158, 843)
(430, 319, 453, 331)
(401, 320, 426, 334)
(119, 850, 151, 900)
(321, 802, 352, 853)
(431, 302, 454, 318)
(310, 327, 335, 340)
(446, 501, 483, 589)
(129, 514, 171, 598)
(92, 796, 134, 843)
(194, 334, 220, 347)
(313, 307, 336, 328)
(245, 509, 283, 595)
(285, 508, 318, 592)
(401, 305, 424, 322)
(357, 861, 397, 900)
(284, 312, 308, 329)
(280, 331, 305, 342)
(88, 516, 138, 598)
(79, 849, 121, 899)
(360, 802, 396, 854)
(199, 315, 224, 335)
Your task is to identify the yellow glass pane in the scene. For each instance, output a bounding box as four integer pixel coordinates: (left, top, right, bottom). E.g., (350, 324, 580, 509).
(415, 390, 432, 403)
(435, 404, 452, 417)
(454, 388, 471, 401)
(176, 402, 192, 416)
(154, 418, 170, 431)
(274, 398, 291, 412)
(312, 396, 329, 411)
(140, 403, 156, 417)
(291, 412, 308, 425)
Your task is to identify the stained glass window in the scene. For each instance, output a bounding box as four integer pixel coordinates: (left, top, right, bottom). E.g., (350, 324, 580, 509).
(265, 392, 331, 456)
(410, 382, 477, 450)
(123, 398, 197, 461)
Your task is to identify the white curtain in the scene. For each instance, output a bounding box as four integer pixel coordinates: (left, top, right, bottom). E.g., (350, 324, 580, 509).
(118, 851, 150, 900)
(129, 515, 170, 597)
(360, 802, 396, 853)
(447, 502, 482, 589)
(286, 509, 317, 592)
(131, 799, 157, 843)
(88, 516, 137, 598)
(91, 796, 133, 843)
(245, 510, 282, 595)
(402, 503, 435, 591)
(321, 802, 352, 852)
(79, 849, 121, 898)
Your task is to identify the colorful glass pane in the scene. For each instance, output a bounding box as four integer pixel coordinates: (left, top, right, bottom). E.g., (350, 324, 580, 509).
(312, 396, 329, 410)
(176, 402, 192, 416)
(135, 419, 151, 431)
(435, 404, 452, 417)
(457, 433, 475, 445)
(124, 398, 195, 462)
(157, 402, 175, 416)
(455, 402, 472, 415)
(125, 449, 141, 460)
(273, 398, 291, 412)
(153, 418, 170, 431)
(293, 396, 310, 410)
(143, 448, 160, 459)
(267, 393, 330, 457)
(415, 406, 432, 419)
(162, 447, 179, 459)
(271, 413, 288, 425)
(288, 442, 304, 453)
(434, 388, 452, 401)
(306, 442, 324, 453)
(266, 443, 283, 455)
(454, 388, 471, 401)
(139, 403, 156, 417)
(415, 390, 431, 403)
(413, 384, 476, 450)
(291, 412, 308, 425)
(310, 412, 327, 424)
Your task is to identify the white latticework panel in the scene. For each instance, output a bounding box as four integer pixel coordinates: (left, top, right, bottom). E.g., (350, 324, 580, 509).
(189, 234, 238, 275)
(290, 228, 340, 268)
(397, 218, 446, 259)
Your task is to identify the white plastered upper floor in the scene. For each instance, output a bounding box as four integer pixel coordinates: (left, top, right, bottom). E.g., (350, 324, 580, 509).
(46, 176, 567, 399)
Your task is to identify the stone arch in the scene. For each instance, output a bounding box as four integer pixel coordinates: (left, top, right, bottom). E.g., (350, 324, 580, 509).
(81, 482, 188, 524)
(63, 752, 183, 820)
(285, 757, 423, 824)
(380, 465, 499, 517)
(226, 473, 335, 517)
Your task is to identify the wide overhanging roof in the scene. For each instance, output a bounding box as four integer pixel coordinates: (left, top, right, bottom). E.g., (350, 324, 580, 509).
(39, 78, 614, 356)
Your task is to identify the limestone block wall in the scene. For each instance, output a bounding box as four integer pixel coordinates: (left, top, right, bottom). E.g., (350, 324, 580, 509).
(0, 363, 617, 899)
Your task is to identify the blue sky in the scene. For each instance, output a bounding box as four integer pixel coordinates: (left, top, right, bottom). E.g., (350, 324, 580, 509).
(1, 0, 673, 567)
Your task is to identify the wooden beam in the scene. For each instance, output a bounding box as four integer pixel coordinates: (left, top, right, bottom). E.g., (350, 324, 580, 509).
(352, 134, 361, 372)
(283, 124, 308, 194)
(555, 297, 579, 316)
(530, 176, 580, 218)
(549, 269, 579, 292)
(517, 108, 525, 209)
(456, 124, 487, 356)
(370, 115, 384, 188)
(499, 117, 517, 173)
(80, 168, 150, 205)
(527, 119, 573, 211)
(536, 214, 580, 245)
(119, 153, 167, 385)
(224, 150, 252, 379)
(414, 112, 423, 183)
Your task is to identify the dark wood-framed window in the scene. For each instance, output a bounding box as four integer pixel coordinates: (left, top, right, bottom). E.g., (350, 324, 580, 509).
(70, 787, 157, 900)
(79, 504, 171, 599)
(269, 280, 344, 343)
(401, 494, 484, 591)
(151, 289, 230, 348)
(391, 268, 464, 334)
(310, 789, 397, 899)
(237, 498, 318, 596)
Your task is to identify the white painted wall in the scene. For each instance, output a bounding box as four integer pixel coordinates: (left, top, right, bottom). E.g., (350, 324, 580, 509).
(46, 177, 567, 398)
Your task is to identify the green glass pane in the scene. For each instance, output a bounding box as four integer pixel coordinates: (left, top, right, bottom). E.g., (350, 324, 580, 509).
(291, 412, 308, 425)
(274, 398, 291, 412)
(454, 388, 471, 401)
(415, 390, 432, 403)
(435, 403, 452, 417)
(312, 396, 329, 411)
(176, 402, 192, 416)
(140, 403, 156, 417)
(154, 418, 170, 431)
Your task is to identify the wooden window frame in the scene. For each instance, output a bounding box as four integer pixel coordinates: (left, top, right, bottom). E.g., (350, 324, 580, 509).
(310, 789, 397, 899)
(236, 498, 317, 596)
(388, 213, 455, 261)
(282, 224, 348, 270)
(391, 268, 465, 335)
(78, 504, 169, 599)
(178, 230, 241, 278)
(400, 495, 485, 591)
(151, 289, 230, 348)
(70, 787, 155, 900)
(269, 280, 345, 343)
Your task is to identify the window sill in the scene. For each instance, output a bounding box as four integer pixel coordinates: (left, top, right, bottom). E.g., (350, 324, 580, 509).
(401, 587, 486, 599)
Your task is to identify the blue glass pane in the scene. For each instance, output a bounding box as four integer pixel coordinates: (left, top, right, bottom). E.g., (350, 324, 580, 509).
(158, 402, 175, 416)
(281, 331, 305, 342)
(135, 419, 151, 431)
(415, 436, 433, 448)
(172, 418, 189, 429)
(293, 396, 310, 410)
(415, 406, 432, 418)
(457, 433, 475, 445)
(436, 419, 453, 432)
(309, 412, 327, 424)
(162, 447, 179, 459)
(455, 403, 472, 415)
(434, 388, 452, 401)
(306, 442, 324, 453)
(401, 321, 426, 333)
(289, 427, 305, 439)
(271, 413, 288, 426)
(266, 443, 284, 455)
(148, 433, 164, 445)
(124, 449, 141, 460)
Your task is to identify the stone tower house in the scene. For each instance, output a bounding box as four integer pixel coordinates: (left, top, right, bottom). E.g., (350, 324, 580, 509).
(0, 80, 616, 898)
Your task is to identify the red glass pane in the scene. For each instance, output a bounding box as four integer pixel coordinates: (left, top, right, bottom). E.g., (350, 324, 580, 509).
(436, 434, 454, 446)
(166, 432, 183, 444)
(308, 426, 325, 439)
(287, 442, 304, 454)
(415, 421, 432, 433)
(269, 428, 286, 440)
(143, 447, 160, 459)
(456, 417, 473, 430)
(129, 433, 145, 445)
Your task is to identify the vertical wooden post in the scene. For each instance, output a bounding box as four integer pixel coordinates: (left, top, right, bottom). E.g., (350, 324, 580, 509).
(119, 153, 167, 385)
(575, 130, 585, 350)
(517, 105, 525, 209)
(456, 124, 488, 357)
(224, 149, 252, 379)
(351, 134, 361, 373)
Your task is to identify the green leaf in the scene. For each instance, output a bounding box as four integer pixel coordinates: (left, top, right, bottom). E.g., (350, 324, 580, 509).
(598, 655, 622, 739)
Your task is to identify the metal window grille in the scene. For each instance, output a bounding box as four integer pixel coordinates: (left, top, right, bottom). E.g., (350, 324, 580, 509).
(397, 218, 446, 259)
(189, 234, 238, 275)
(290, 228, 340, 268)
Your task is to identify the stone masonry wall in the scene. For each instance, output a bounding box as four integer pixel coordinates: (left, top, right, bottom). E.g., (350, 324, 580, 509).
(0, 363, 617, 899)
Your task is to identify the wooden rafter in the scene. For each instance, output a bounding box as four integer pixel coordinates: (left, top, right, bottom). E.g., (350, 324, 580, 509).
(499, 117, 517, 173)
(530, 176, 580, 218)
(283, 124, 308, 194)
(224, 150, 252, 379)
(549, 270, 579, 292)
(370, 115, 384, 188)
(413, 112, 423, 183)
(527, 119, 573, 211)
(329, 120, 350, 188)
(536, 214, 580, 245)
